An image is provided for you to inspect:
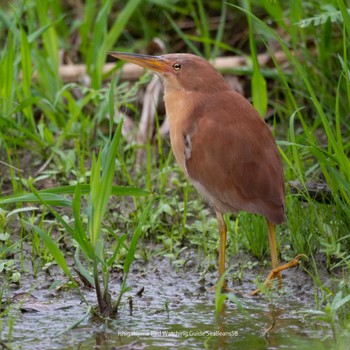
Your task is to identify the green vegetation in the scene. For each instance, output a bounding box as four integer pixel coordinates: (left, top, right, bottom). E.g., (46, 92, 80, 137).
(0, 0, 350, 348)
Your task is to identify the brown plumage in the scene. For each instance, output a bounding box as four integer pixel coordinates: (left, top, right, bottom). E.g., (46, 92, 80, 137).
(108, 52, 304, 293)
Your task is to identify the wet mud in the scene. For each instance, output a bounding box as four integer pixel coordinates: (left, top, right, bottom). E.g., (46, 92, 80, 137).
(2, 250, 336, 349)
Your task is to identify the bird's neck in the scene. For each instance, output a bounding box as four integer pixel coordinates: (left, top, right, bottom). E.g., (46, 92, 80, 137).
(164, 89, 201, 125)
(163, 89, 201, 172)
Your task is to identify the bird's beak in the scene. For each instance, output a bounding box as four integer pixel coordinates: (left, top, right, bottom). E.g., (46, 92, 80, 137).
(107, 52, 171, 74)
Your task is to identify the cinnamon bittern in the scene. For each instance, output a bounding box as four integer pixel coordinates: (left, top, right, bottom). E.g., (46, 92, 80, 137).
(108, 52, 304, 294)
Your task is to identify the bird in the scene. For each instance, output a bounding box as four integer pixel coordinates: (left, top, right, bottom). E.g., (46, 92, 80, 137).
(108, 51, 305, 294)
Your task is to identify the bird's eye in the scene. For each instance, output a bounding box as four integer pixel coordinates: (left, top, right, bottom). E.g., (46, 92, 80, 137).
(173, 63, 181, 71)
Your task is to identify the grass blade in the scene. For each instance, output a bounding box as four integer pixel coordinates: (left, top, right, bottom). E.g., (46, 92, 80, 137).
(0, 193, 72, 206)
(244, 0, 267, 117)
(0, 185, 150, 206)
(164, 11, 202, 56)
(23, 221, 75, 283)
(106, 0, 143, 50)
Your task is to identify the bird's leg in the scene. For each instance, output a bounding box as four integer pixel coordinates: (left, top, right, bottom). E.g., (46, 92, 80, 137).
(251, 220, 306, 295)
(267, 220, 282, 288)
(216, 211, 228, 291)
(251, 221, 281, 295)
(208, 212, 235, 293)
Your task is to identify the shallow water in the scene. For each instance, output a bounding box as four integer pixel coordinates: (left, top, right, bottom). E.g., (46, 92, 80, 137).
(1, 253, 335, 349)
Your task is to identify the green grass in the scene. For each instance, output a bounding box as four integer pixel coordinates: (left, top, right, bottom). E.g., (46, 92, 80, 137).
(0, 0, 350, 347)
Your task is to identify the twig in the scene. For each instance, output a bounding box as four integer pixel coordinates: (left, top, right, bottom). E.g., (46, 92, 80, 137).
(21, 51, 288, 83)
(136, 75, 163, 166)
(289, 180, 332, 203)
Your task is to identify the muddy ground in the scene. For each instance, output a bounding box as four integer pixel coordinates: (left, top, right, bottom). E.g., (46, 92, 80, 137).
(1, 246, 338, 350)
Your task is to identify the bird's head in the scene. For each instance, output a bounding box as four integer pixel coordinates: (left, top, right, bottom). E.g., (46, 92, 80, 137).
(108, 52, 229, 94)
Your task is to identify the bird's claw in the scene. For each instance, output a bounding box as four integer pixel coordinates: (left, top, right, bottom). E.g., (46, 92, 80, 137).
(250, 254, 307, 296)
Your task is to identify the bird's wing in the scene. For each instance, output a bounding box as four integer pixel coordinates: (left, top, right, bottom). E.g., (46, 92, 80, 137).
(184, 91, 285, 223)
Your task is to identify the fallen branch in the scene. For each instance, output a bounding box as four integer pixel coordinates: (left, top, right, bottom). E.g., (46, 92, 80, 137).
(58, 62, 144, 82)
(56, 51, 288, 83)
(289, 180, 332, 203)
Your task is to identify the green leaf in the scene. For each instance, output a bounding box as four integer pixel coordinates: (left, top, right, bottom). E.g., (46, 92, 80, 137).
(86, 0, 111, 88)
(0, 193, 72, 206)
(164, 12, 202, 56)
(0, 185, 150, 206)
(27, 16, 65, 43)
(24, 221, 75, 283)
(214, 272, 228, 319)
(74, 246, 94, 287)
(106, 0, 143, 50)
(123, 201, 152, 275)
(72, 183, 94, 259)
(244, 0, 267, 117)
(331, 292, 350, 313)
(252, 69, 267, 117)
(89, 120, 124, 248)
(107, 233, 127, 267)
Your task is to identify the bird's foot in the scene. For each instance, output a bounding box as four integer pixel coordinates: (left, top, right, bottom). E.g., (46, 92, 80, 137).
(251, 254, 308, 296)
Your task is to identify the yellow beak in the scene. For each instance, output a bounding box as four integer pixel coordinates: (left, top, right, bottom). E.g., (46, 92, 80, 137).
(107, 52, 172, 74)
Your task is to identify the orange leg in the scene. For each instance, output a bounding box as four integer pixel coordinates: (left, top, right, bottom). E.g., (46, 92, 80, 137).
(267, 220, 282, 287)
(251, 220, 307, 295)
(216, 211, 228, 290)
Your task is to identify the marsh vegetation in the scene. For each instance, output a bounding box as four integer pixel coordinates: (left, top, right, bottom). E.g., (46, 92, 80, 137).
(1, 0, 350, 348)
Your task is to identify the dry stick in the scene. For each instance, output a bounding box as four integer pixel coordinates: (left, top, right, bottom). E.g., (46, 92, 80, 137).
(136, 75, 163, 166)
(58, 62, 144, 82)
(55, 51, 288, 83)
